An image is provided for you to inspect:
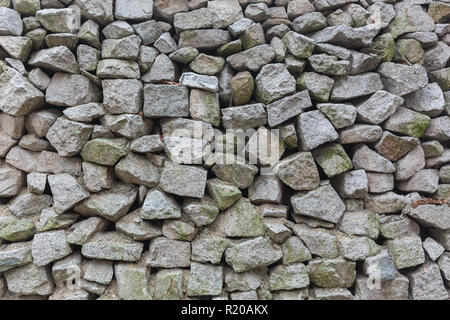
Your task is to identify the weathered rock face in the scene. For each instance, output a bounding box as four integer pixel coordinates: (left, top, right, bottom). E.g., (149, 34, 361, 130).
(0, 0, 449, 302)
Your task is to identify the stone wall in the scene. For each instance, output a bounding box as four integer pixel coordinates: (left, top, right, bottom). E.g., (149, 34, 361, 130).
(0, 0, 449, 300)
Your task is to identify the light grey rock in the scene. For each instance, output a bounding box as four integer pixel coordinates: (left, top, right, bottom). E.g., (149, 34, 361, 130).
(187, 262, 223, 296)
(0, 241, 32, 272)
(222, 103, 267, 130)
(380, 215, 420, 239)
(179, 29, 231, 50)
(179, 72, 218, 92)
(227, 44, 275, 72)
(159, 161, 207, 198)
(362, 249, 396, 282)
(339, 124, 382, 144)
(291, 184, 345, 224)
(330, 73, 383, 101)
(147, 237, 191, 268)
(82, 231, 143, 261)
(357, 90, 403, 124)
(32, 230, 72, 266)
(115, 261, 151, 300)
(74, 183, 137, 221)
(423, 237, 445, 262)
(408, 263, 448, 300)
(297, 111, 338, 150)
(46, 117, 93, 157)
(289, 223, 339, 259)
(140, 188, 181, 220)
(115, 153, 160, 187)
(114, 0, 153, 20)
(397, 169, 439, 194)
(0, 68, 45, 116)
(386, 3, 434, 38)
(377, 62, 429, 96)
(266, 90, 311, 127)
(375, 132, 420, 162)
(337, 234, 380, 261)
(353, 144, 395, 173)
(36, 8, 79, 33)
(132, 20, 162, 45)
(206, 178, 241, 211)
(423, 116, 450, 141)
(332, 169, 368, 199)
(174, 8, 212, 31)
(339, 211, 379, 240)
(80, 138, 128, 166)
(4, 263, 54, 296)
(82, 161, 113, 193)
(367, 173, 394, 193)
(48, 173, 89, 213)
(312, 144, 353, 178)
(82, 260, 113, 285)
(225, 236, 282, 273)
(97, 59, 140, 79)
(46, 73, 101, 107)
(311, 24, 379, 48)
(192, 229, 228, 264)
(404, 83, 445, 117)
(282, 31, 315, 59)
(29, 46, 79, 73)
(208, 0, 243, 29)
(269, 263, 309, 291)
(387, 236, 425, 270)
(408, 204, 450, 230)
(66, 216, 107, 245)
(143, 84, 189, 118)
(365, 192, 408, 214)
(0, 7, 22, 36)
(249, 175, 282, 204)
(26, 172, 46, 195)
(74, 0, 114, 25)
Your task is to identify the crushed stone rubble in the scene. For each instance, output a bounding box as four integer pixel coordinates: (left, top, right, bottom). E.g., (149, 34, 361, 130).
(0, 0, 450, 301)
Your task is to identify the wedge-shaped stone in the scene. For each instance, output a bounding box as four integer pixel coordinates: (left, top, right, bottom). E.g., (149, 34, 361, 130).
(212, 157, 259, 190)
(206, 178, 241, 211)
(312, 144, 353, 178)
(140, 188, 181, 220)
(276, 152, 319, 191)
(48, 173, 89, 214)
(227, 44, 275, 72)
(74, 183, 137, 221)
(291, 184, 345, 224)
(353, 144, 395, 173)
(330, 73, 383, 101)
(357, 90, 403, 125)
(311, 24, 380, 48)
(0, 68, 45, 116)
(29, 46, 79, 73)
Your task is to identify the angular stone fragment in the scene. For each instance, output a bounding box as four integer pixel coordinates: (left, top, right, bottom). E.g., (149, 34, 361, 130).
(46, 117, 93, 157)
(143, 84, 188, 118)
(356, 90, 403, 125)
(82, 231, 143, 261)
(353, 144, 395, 173)
(212, 198, 264, 238)
(404, 83, 445, 117)
(189, 89, 220, 127)
(269, 263, 309, 291)
(255, 63, 296, 104)
(330, 73, 383, 102)
(114, 0, 153, 20)
(140, 188, 181, 221)
(307, 257, 356, 288)
(312, 144, 353, 178)
(291, 184, 345, 224)
(0, 68, 45, 116)
(187, 262, 223, 296)
(115, 153, 160, 188)
(83, 260, 113, 285)
(387, 236, 425, 270)
(0, 241, 32, 272)
(227, 44, 275, 72)
(0, 162, 24, 198)
(0, 7, 23, 36)
(66, 217, 107, 245)
(221, 103, 267, 131)
(74, 0, 113, 25)
(266, 90, 311, 127)
(377, 62, 428, 96)
(80, 138, 127, 166)
(296, 72, 334, 102)
(159, 162, 207, 198)
(48, 173, 89, 213)
(206, 178, 241, 211)
(208, 0, 243, 29)
(179, 29, 231, 50)
(4, 263, 53, 296)
(29, 46, 79, 74)
(225, 237, 282, 273)
(423, 116, 450, 141)
(97, 59, 140, 79)
(249, 176, 282, 204)
(423, 237, 445, 262)
(74, 183, 137, 221)
(147, 237, 191, 268)
(397, 169, 439, 194)
(311, 25, 379, 48)
(386, 3, 434, 38)
(46, 73, 101, 107)
(332, 169, 368, 199)
(192, 229, 228, 264)
(339, 211, 379, 240)
(297, 110, 338, 150)
(32, 230, 72, 266)
(408, 263, 448, 300)
(36, 8, 80, 33)
(365, 192, 408, 214)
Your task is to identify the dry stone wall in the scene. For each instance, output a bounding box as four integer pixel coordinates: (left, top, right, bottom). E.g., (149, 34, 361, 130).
(0, 0, 449, 300)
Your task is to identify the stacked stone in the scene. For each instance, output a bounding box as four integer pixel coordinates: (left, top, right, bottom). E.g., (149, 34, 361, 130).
(0, 0, 449, 301)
